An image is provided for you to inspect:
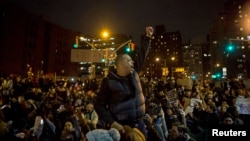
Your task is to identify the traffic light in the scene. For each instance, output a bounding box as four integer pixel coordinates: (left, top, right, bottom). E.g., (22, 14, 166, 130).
(212, 72, 222, 80)
(130, 43, 135, 51)
(125, 46, 131, 53)
(125, 42, 136, 53)
(226, 43, 234, 52)
(73, 43, 78, 48)
(216, 72, 221, 78)
(191, 75, 196, 80)
(162, 67, 169, 76)
(73, 36, 79, 48)
(127, 43, 136, 51)
(101, 58, 105, 63)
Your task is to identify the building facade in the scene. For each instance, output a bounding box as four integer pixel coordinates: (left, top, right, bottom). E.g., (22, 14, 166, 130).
(209, 0, 250, 79)
(143, 25, 183, 80)
(0, 1, 78, 77)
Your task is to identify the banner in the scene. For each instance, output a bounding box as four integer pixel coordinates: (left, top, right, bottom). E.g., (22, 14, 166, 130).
(176, 79, 193, 90)
(235, 98, 250, 115)
(189, 98, 202, 113)
(71, 49, 114, 63)
(167, 90, 177, 104)
(243, 79, 250, 89)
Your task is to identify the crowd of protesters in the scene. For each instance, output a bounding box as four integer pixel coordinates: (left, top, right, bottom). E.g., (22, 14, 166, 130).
(0, 72, 250, 141)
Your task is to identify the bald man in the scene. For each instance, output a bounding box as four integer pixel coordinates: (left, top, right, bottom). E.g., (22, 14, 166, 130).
(95, 26, 153, 139)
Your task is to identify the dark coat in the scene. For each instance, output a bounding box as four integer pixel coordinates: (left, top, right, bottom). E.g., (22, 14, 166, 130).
(95, 35, 151, 127)
(95, 70, 145, 126)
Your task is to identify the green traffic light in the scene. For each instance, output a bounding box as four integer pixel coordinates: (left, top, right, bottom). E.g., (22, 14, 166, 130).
(226, 44, 234, 52)
(73, 43, 78, 48)
(125, 47, 130, 52)
(191, 75, 196, 79)
(212, 73, 221, 79)
(228, 46, 233, 51)
(212, 75, 216, 79)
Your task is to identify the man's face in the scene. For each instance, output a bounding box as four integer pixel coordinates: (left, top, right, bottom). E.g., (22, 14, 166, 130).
(170, 125, 180, 139)
(121, 55, 134, 74)
(64, 121, 73, 131)
(223, 117, 233, 125)
(86, 104, 93, 112)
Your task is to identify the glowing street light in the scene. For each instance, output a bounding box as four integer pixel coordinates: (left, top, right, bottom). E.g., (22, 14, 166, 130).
(156, 57, 160, 62)
(102, 30, 109, 38)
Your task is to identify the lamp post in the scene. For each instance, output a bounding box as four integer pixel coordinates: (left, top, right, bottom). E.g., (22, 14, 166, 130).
(171, 56, 175, 79)
(103, 48, 109, 77)
(101, 31, 110, 77)
(163, 59, 167, 83)
(155, 57, 160, 78)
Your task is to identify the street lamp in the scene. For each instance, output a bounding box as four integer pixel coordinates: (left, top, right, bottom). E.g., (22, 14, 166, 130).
(102, 30, 109, 38)
(155, 57, 160, 62)
(100, 31, 111, 77)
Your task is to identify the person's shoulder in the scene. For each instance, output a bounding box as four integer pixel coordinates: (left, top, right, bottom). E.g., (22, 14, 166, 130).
(99, 77, 109, 86)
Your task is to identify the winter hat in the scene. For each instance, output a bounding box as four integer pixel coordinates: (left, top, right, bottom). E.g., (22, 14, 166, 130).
(86, 128, 120, 141)
(123, 125, 146, 141)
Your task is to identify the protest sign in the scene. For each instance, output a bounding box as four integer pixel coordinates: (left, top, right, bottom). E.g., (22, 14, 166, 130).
(235, 98, 250, 115)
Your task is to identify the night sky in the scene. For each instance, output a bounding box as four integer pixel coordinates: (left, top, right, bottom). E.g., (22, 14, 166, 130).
(11, 0, 227, 44)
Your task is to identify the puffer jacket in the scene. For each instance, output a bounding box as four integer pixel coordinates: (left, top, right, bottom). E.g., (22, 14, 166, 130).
(95, 35, 151, 127)
(95, 70, 145, 126)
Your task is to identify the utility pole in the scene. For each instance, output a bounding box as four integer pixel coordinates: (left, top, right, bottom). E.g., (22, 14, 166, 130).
(162, 59, 168, 83)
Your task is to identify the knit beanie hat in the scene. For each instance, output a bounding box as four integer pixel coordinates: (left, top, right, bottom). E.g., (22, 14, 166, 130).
(123, 125, 146, 141)
(86, 128, 120, 141)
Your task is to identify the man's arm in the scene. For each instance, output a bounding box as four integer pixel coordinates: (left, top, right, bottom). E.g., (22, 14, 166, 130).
(134, 26, 154, 73)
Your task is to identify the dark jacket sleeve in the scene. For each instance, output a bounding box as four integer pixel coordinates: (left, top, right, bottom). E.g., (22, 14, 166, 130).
(134, 35, 151, 73)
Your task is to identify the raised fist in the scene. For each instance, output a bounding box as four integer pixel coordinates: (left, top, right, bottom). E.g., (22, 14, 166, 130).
(146, 26, 154, 37)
